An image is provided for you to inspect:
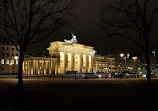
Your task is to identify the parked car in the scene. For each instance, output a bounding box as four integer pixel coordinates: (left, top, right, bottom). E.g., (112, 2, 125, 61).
(82, 73, 101, 79)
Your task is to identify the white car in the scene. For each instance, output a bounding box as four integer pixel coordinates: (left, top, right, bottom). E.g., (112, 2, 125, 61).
(82, 73, 101, 79)
(142, 74, 146, 78)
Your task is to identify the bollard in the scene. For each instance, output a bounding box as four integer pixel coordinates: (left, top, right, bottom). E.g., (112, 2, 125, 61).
(16, 75, 17, 79)
(27, 75, 28, 79)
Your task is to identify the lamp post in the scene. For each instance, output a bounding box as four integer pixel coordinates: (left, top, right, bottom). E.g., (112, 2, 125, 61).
(132, 56, 138, 78)
(14, 56, 19, 76)
(152, 51, 156, 75)
(120, 53, 130, 73)
(152, 51, 155, 57)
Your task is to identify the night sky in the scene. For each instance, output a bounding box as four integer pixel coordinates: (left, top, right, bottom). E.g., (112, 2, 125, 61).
(27, 0, 158, 57)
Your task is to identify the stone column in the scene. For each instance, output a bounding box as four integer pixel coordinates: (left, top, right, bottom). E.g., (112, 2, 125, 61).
(34, 60, 38, 75)
(26, 61, 28, 74)
(88, 55, 92, 72)
(32, 61, 35, 74)
(43, 61, 46, 75)
(80, 54, 83, 73)
(64, 53, 67, 73)
(36, 60, 39, 75)
(85, 55, 89, 72)
(48, 61, 51, 74)
(55, 61, 58, 74)
(23, 61, 26, 73)
(31, 61, 33, 74)
(58, 52, 66, 74)
(79, 54, 82, 73)
(39, 61, 42, 75)
(28, 60, 30, 74)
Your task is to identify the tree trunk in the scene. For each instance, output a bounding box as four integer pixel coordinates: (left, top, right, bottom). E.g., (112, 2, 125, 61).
(145, 50, 151, 85)
(144, 33, 151, 85)
(17, 50, 25, 88)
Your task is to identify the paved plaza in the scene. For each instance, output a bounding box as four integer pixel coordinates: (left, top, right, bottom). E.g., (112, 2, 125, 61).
(0, 78, 158, 111)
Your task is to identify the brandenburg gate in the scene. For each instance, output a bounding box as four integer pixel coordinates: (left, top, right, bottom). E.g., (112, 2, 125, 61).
(47, 41, 96, 74)
(23, 34, 96, 74)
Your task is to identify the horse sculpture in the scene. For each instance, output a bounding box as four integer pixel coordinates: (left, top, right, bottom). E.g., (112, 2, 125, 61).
(64, 33, 78, 43)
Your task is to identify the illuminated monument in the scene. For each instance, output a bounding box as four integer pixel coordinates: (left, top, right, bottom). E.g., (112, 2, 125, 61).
(23, 34, 115, 75)
(47, 33, 96, 74)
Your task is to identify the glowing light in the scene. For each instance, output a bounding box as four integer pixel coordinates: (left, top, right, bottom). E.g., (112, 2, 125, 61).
(120, 53, 124, 57)
(132, 57, 137, 61)
(14, 56, 19, 60)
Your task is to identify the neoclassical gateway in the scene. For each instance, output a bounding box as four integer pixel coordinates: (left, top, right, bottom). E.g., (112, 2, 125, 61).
(23, 34, 115, 75)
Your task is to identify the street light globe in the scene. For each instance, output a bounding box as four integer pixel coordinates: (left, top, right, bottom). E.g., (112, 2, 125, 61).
(132, 57, 137, 60)
(14, 56, 19, 60)
(120, 53, 124, 57)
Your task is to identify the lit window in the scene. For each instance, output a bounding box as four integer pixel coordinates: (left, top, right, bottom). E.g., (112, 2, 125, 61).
(11, 60, 14, 64)
(1, 59, 4, 64)
(16, 60, 18, 65)
(6, 59, 9, 64)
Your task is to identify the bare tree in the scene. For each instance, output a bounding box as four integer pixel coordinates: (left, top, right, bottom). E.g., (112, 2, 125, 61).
(101, 0, 158, 85)
(0, 0, 75, 88)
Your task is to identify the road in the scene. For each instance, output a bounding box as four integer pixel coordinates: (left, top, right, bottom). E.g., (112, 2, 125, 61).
(0, 78, 158, 111)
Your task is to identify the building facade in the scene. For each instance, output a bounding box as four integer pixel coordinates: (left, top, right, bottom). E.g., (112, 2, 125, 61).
(0, 37, 116, 75)
(23, 40, 115, 75)
(94, 55, 115, 73)
(23, 57, 58, 75)
(0, 44, 19, 74)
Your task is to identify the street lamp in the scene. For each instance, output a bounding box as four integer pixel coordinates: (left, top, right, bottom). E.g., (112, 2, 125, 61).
(120, 53, 130, 75)
(152, 51, 156, 57)
(120, 54, 124, 57)
(132, 57, 137, 61)
(132, 56, 138, 78)
(14, 56, 18, 60)
(14, 56, 19, 74)
(152, 51, 156, 76)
